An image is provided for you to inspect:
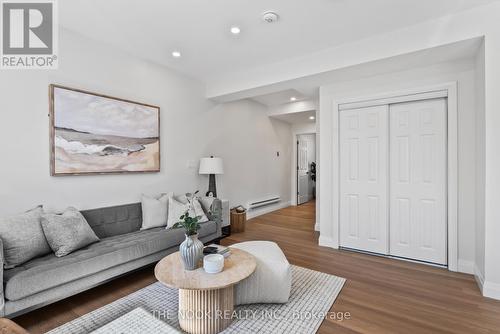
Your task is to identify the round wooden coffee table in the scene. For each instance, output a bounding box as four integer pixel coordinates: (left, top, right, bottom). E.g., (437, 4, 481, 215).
(155, 248, 256, 334)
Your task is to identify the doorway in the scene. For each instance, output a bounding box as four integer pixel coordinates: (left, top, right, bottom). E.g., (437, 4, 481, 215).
(297, 133, 316, 205)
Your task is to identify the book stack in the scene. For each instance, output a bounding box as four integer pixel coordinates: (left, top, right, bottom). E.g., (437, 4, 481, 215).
(203, 244, 231, 258)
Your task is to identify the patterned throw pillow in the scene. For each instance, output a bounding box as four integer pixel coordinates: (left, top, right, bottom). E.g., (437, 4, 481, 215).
(41, 207, 100, 257)
(0, 206, 51, 268)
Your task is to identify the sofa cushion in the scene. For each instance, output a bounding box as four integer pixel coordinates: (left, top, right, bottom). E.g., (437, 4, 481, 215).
(4, 221, 217, 301)
(81, 203, 142, 239)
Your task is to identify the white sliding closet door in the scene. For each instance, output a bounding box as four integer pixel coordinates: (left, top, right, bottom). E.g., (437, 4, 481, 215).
(340, 105, 389, 254)
(389, 98, 447, 265)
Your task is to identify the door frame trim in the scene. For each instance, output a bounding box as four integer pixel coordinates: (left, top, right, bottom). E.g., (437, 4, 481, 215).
(329, 82, 458, 271)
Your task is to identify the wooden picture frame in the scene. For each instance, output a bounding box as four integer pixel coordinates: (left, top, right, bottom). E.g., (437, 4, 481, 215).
(49, 84, 160, 176)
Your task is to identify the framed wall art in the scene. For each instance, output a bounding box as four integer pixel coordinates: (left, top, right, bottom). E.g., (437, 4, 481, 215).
(49, 84, 160, 175)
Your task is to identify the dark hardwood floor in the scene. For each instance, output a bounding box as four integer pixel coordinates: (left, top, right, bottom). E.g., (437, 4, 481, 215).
(14, 200, 500, 333)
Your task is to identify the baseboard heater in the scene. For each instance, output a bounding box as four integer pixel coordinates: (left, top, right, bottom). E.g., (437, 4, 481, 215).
(247, 196, 281, 210)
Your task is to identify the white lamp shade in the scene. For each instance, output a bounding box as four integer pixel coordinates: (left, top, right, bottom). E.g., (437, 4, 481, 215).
(199, 157, 224, 175)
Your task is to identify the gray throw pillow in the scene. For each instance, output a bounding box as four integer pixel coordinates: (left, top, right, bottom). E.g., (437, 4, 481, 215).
(0, 206, 52, 268)
(41, 207, 100, 257)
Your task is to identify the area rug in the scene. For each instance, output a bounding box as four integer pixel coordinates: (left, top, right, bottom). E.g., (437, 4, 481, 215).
(47, 265, 345, 334)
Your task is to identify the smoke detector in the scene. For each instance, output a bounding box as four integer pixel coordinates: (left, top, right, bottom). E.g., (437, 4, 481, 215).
(262, 11, 279, 23)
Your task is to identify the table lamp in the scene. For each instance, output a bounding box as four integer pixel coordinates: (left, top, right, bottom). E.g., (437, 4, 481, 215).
(199, 156, 224, 197)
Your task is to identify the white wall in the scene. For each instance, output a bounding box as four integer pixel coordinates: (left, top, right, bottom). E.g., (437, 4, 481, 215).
(268, 100, 317, 116)
(319, 58, 477, 272)
(197, 99, 293, 213)
(474, 42, 486, 284)
(0, 28, 206, 216)
(291, 122, 316, 134)
(483, 29, 500, 300)
(0, 29, 292, 219)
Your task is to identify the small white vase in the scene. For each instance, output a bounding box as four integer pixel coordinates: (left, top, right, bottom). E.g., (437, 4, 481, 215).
(179, 233, 204, 270)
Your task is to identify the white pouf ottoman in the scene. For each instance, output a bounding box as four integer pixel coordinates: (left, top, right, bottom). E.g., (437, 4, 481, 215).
(231, 241, 291, 305)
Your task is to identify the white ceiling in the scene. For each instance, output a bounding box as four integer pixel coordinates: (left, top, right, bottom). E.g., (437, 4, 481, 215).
(59, 0, 497, 83)
(270, 110, 316, 125)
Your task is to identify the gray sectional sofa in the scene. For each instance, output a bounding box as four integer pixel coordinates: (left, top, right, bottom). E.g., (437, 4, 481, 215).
(1, 199, 222, 318)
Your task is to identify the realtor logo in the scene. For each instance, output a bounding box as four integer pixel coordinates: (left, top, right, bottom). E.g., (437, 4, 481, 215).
(1, 0, 58, 69)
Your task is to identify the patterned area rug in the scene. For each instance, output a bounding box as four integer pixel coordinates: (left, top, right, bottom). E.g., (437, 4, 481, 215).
(48, 265, 345, 334)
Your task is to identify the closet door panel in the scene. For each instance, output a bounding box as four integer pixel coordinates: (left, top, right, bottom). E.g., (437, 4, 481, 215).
(340, 105, 389, 254)
(389, 98, 447, 265)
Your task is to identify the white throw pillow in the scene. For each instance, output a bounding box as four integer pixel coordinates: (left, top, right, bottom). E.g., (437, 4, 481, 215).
(192, 198, 209, 223)
(166, 195, 189, 228)
(166, 194, 208, 228)
(141, 193, 170, 230)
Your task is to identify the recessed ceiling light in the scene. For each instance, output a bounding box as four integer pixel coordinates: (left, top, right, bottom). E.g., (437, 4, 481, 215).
(172, 51, 181, 58)
(309, 116, 315, 120)
(230, 26, 241, 35)
(290, 97, 297, 101)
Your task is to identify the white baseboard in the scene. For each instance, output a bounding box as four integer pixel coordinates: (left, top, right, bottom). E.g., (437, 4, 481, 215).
(473, 265, 500, 300)
(483, 280, 500, 300)
(474, 264, 485, 294)
(318, 235, 338, 249)
(457, 259, 474, 274)
(246, 201, 291, 220)
(314, 221, 320, 231)
(478, 266, 500, 300)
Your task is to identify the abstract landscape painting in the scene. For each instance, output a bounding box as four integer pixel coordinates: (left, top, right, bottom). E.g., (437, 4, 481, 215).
(50, 85, 160, 175)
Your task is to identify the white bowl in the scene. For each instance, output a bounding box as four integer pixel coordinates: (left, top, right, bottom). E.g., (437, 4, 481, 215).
(203, 254, 224, 274)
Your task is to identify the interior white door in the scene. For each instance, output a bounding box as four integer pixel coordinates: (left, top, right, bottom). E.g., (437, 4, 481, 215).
(297, 137, 309, 205)
(339, 105, 389, 254)
(389, 98, 447, 265)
